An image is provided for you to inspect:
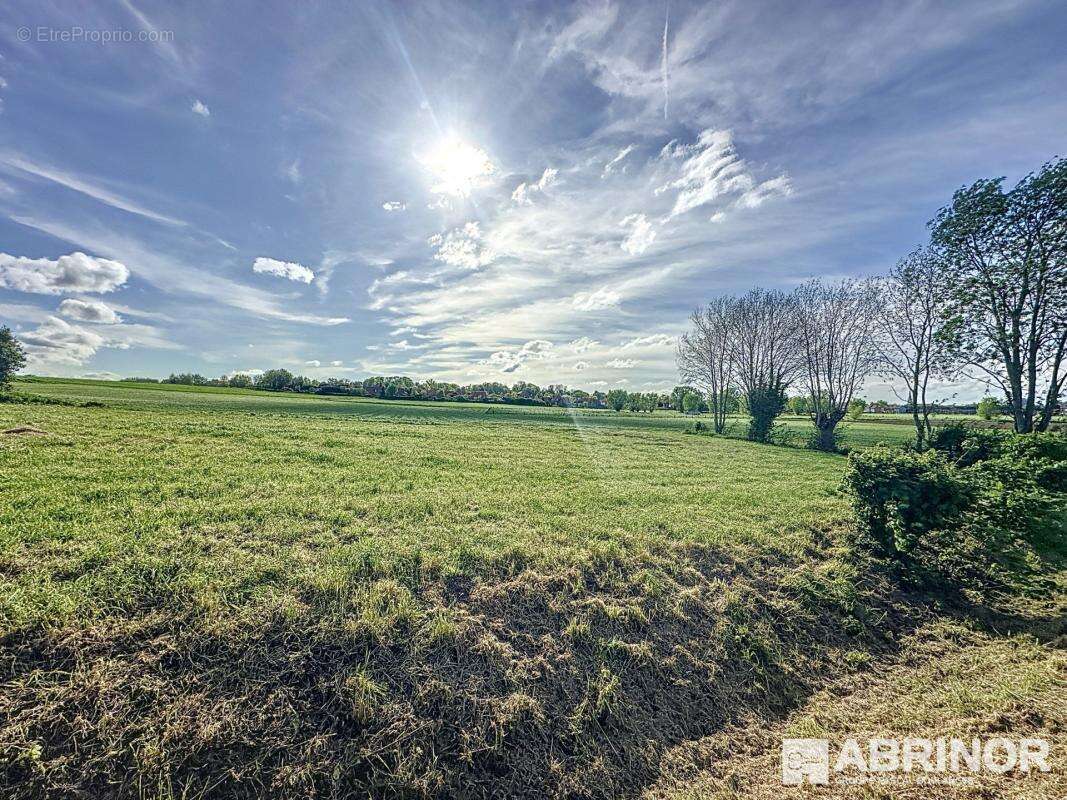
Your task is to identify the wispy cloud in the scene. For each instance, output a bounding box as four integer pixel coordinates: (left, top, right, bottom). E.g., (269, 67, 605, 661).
(0, 153, 187, 226)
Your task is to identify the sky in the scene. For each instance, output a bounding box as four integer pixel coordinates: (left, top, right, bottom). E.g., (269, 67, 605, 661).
(0, 0, 1065, 401)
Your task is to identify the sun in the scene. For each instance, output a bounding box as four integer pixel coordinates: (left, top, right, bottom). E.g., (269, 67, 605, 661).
(420, 136, 497, 198)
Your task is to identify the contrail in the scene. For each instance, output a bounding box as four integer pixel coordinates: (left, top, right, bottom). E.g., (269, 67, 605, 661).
(661, 2, 670, 119)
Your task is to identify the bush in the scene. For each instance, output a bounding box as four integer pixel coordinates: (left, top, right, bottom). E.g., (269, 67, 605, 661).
(929, 422, 1067, 477)
(806, 425, 845, 453)
(976, 396, 999, 420)
(745, 386, 786, 442)
(844, 430, 1066, 595)
(0, 392, 104, 408)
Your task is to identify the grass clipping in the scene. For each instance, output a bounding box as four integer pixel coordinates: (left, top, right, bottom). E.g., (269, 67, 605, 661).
(0, 538, 912, 799)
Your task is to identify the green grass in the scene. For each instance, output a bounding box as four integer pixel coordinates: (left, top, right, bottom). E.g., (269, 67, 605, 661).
(12, 377, 929, 444)
(1, 379, 854, 628)
(2, 379, 1062, 798)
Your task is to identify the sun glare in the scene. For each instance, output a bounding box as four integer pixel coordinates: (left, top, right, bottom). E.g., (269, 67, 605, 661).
(420, 136, 496, 198)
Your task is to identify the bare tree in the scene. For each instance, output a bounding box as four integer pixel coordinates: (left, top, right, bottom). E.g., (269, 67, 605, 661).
(796, 279, 882, 450)
(728, 289, 804, 441)
(872, 247, 946, 446)
(677, 299, 734, 433)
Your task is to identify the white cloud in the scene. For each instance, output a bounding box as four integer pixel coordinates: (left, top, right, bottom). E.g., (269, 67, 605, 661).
(305, 360, 321, 367)
(737, 175, 794, 208)
(568, 336, 599, 353)
(58, 298, 122, 324)
(511, 167, 559, 204)
(285, 159, 301, 183)
(602, 144, 636, 176)
(480, 339, 555, 373)
(429, 222, 495, 270)
(573, 361, 589, 371)
(13, 214, 348, 326)
(620, 333, 675, 349)
(0, 154, 187, 226)
(252, 257, 315, 284)
(606, 358, 638, 369)
(382, 201, 406, 211)
(511, 183, 532, 205)
(191, 99, 210, 117)
(330, 360, 343, 367)
(620, 213, 656, 255)
(655, 129, 791, 219)
(0, 251, 129, 295)
(572, 286, 621, 311)
(19, 316, 106, 366)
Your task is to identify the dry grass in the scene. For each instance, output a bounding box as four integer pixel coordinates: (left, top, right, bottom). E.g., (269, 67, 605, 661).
(648, 621, 1067, 799)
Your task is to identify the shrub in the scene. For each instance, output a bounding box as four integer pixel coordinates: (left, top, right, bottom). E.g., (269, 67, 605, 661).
(976, 396, 999, 420)
(844, 431, 1066, 595)
(844, 449, 973, 561)
(806, 425, 845, 453)
(745, 386, 786, 442)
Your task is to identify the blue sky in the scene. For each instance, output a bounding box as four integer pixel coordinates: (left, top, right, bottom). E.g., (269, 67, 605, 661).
(0, 0, 1064, 400)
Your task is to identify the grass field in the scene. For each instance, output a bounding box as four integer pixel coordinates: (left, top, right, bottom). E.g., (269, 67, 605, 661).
(1, 379, 1063, 798)
(1, 379, 854, 628)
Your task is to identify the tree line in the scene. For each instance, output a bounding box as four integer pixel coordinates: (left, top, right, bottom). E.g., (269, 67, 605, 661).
(678, 158, 1066, 449)
(150, 370, 685, 411)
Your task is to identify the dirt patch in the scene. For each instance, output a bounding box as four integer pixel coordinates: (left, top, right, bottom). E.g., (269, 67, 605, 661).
(1, 426, 47, 436)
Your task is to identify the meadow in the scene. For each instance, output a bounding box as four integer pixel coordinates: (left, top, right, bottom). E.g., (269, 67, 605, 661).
(1, 379, 1062, 798)
(2, 379, 856, 627)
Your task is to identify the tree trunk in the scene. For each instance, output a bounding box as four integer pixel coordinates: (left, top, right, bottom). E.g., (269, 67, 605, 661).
(814, 422, 838, 452)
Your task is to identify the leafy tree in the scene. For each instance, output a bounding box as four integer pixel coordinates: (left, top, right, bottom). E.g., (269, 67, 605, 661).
(227, 374, 254, 388)
(164, 373, 207, 386)
(847, 398, 868, 420)
(681, 391, 702, 414)
(976, 396, 999, 420)
(670, 385, 699, 411)
(786, 395, 809, 415)
(257, 368, 294, 392)
(0, 326, 27, 391)
(606, 389, 628, 411)
(930, 158, 1067, 433)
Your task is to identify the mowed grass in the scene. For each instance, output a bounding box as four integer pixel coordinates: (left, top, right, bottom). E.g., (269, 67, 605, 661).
(14, 376, 927, 444)
(1, 379, 853, 629)
(4, 381, 1062, 799)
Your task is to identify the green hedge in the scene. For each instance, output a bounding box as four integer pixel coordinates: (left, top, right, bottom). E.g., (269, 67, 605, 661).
(843, 425, 1066, 594)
